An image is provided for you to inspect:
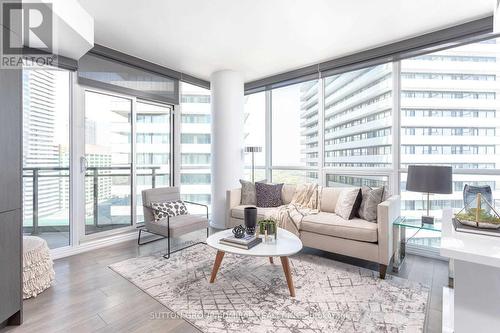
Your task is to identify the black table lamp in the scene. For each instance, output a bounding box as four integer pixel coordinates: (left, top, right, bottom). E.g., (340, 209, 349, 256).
(244, 146, 262, 182)
(406, 165, 453, 224)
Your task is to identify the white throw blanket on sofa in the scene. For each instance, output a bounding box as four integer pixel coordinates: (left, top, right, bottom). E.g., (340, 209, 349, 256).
(268, 183, 320, 236)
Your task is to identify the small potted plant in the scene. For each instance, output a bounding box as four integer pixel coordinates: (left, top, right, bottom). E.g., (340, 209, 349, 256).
(257, 218, 277, 242)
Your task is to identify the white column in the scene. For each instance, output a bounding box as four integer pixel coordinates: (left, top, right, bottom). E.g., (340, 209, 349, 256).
(210, 70, 244, 228)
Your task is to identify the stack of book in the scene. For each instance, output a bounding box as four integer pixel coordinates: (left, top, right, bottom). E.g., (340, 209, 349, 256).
(219, 234, 262, 249)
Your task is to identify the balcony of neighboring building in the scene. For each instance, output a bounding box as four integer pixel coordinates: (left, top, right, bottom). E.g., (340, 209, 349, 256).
(324, 64, 392, 102)
(180, 103, 210, 114)
(180, 144, 211, 154)
(300, 104, 319, 119)
(300, 114, 318, 128)
(324, 154, 391, 165)
(300, 95, 319, 112)
(401, 59, 500, 76)
(300, 125, 319, 136)
(400, 115, 497, 128)
(301, 134, 318, 146)
(325, 135, 392, 152)
(401, 78, 498, 93)
(401, 97, 498, 110)
(300, 81, 319, 102)
(180, 123, 211, 134)
(324, 116, 392, 140)
(401, 153, 498, 165)
(324, 79, 392, 113)
(324, 100, 391, 125)
(401, 134, 500, 146)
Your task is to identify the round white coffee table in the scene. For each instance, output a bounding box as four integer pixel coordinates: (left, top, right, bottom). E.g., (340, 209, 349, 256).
(206, 227, 302, 296)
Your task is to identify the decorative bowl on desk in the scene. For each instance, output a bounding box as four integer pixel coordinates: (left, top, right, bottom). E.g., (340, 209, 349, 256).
(454, 193, 500, 229)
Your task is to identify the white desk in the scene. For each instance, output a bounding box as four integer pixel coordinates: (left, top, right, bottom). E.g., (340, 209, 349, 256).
(440, 209, 500, 333)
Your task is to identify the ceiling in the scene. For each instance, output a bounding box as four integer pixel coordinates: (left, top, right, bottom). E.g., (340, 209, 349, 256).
(78, 0, 493, 83)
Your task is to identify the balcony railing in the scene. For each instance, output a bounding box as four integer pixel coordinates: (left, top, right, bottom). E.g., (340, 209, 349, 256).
(22, 166, 168, 235)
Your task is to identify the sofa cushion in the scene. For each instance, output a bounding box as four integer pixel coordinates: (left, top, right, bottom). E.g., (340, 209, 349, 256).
(319, 187, 342, 213)
(147, 214, 208, 237)
(358, 186, 385, 222)
(255, 182, 284, 207)
(335, 188, 362, 219)
(301, 212, 378, 243)
(231, 205, 279, 220)
(239, 179, 267, 205)
(281, 184, 296, 204)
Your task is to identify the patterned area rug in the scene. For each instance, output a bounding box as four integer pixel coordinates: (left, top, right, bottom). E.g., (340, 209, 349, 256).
(109, 244, 428, 333)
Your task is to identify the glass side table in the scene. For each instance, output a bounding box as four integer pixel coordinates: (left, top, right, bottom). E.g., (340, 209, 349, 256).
(392, 216, 442, 272)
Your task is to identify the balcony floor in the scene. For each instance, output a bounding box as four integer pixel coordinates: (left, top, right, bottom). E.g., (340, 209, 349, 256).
(23, 231, 70, 249)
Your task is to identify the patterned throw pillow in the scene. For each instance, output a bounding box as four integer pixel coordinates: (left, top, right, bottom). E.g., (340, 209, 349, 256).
(150, 200, 188, 221)
(335, 188, 362, 220)
(240, 179, 267, 205)
(255, 182, 284, 208)
(358, 186, 385, 222)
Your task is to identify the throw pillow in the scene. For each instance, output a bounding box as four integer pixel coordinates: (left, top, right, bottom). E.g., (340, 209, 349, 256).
(240, 179, 267, 205)
(358, 186, 385, 222)
(335, 188, 362, 220)
(150, 200, 188, 221)
(255, 182, 284, 207)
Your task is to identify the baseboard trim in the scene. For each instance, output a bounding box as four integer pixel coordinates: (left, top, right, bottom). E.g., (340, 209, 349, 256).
(50, 231, 139, 260)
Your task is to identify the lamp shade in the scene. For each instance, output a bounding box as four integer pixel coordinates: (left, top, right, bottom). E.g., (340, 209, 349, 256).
(244, 146, 262, 153)
(406, 165, 453, 194)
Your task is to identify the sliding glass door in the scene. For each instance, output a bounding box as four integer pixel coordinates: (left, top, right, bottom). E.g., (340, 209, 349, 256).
(84, 91, 133, 235)
(83, 90, 173, 236)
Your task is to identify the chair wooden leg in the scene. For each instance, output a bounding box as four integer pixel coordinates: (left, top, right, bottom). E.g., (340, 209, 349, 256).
(210, 250, 225, 283)
(379, 264, 388, 279)
(269, 257, 274, 264)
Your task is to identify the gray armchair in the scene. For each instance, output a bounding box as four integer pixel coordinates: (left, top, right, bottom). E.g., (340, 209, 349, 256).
(138, 187, 209, 259)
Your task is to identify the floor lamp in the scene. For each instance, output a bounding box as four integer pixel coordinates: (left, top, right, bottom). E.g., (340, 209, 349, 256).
(245, 146, 262, 182)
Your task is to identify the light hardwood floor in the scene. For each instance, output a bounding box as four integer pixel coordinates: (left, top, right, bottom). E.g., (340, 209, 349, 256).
(2, 231, 448, 333)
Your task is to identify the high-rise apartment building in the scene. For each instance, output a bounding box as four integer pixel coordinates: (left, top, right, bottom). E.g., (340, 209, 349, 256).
(301, 40, 500, 220)
(22, 70, 65, 223)
(180, 83, 212, 211)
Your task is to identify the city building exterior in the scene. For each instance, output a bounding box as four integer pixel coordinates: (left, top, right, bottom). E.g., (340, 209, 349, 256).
(301, 39, 500, 233)
(180, 83, 212, 212)
(22, 70, 68, 231)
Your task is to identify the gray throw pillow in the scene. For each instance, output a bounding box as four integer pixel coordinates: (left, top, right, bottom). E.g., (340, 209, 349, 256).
(255, 183, 284, 207)
(358, 186, 385, 222)
(240, 179, 267, 205)
(335, 188, 362, 220)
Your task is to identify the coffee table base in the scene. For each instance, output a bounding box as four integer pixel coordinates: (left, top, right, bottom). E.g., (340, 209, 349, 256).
(209, 251, 296, 297)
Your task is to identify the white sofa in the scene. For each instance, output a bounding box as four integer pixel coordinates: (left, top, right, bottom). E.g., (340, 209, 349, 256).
(226, 185, 400, 278)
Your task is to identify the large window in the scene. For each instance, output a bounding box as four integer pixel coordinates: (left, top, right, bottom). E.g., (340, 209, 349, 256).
(243, 37, 500, 255)
(399, 38, 500, 249)
(272, 80, 319, 183)
(135, 101, 172, 223)
(22, 69, 71, 249)
(324, 64, 393, 168)
(180, 82, 211, 212)
(243, 92, 266, 181)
